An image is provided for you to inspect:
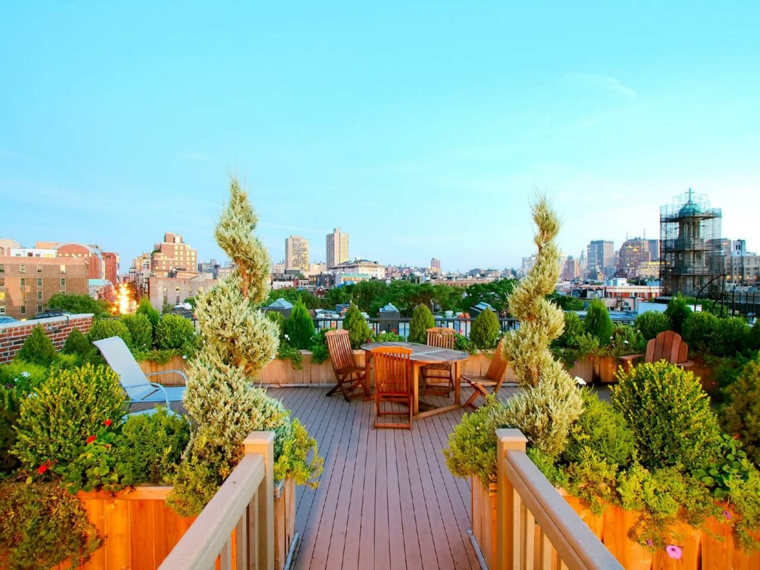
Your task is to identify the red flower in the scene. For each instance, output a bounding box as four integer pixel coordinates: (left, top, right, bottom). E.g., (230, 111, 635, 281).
(37, 461, 51, 475)
(104, 419, 113, 427)
(86, 435, 97, 445)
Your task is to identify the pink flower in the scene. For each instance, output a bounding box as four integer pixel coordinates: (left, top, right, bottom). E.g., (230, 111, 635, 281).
(104, 419, 112, 427)
(646, 540, 653, 547)
(666, 545, 682, 559)
(724, 510, 732, 520)
(37, 460, 51, 475)
(86, 435, 97, 445)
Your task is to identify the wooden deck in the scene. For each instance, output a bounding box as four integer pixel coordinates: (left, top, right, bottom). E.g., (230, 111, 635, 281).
(264, 385, 518, 570)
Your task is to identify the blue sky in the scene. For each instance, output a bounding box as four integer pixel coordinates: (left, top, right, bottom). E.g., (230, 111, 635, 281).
(1, 1, 758, 273)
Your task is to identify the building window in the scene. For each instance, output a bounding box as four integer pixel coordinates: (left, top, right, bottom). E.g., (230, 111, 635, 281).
(20, 291, 26, 301)
(37, 291, 43, 301)
(0, 277, 3, 287)
(60, 265, 66, 274)
(37, 277, 43, 287)
(36, 305, 43, 314)
(0, 264, 3, 272)
(20, 306, 26, 315)
(60, 278, 66, 287)
(20, 278, 26, 287)
(0, 306, 5, 314)
(20, 265, 26, 273)
(37, 265, 43, 273)
(0, 292, 5, 301)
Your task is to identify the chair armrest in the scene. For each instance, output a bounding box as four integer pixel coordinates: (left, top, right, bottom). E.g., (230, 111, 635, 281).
(147, 382, 174, 413)
(619, 354, 644, 373)
(146, 369, 189, 384)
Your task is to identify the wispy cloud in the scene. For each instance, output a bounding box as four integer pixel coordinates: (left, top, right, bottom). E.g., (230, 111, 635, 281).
(568, 74, 637, 99)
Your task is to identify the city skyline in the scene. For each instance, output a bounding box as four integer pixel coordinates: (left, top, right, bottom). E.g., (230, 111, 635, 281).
(1, 2, 758, 272)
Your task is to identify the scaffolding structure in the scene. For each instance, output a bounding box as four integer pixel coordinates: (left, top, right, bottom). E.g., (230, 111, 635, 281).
(659, 189, 724, 297)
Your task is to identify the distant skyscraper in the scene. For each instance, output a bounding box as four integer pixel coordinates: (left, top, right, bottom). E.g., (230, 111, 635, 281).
(587, 240, 614, 279)
(617, 238, 651, 278)
(326, 228, 349, 268)
(150, 233, 198, 277)
(431, 258, 441, 271)
(285, 236, 309, 273)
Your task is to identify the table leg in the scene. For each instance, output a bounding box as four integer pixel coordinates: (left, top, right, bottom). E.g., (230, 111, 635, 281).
(364, 349, 372, 400)
(454, 361, 461, 406)
(412, 363, 420, 416)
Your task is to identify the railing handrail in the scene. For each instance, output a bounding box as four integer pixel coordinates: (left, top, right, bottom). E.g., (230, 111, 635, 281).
(159, 431, 274, 570)
(496, 429, 622, 570)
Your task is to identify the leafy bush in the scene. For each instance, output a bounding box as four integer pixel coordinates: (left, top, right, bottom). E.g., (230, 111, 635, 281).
(712, 317, 751, 358)
(444, 398, 507, 486)
(285, 301, 315, 350)
(612, 361, 722, 470)
(0, 387, 20, 474)
(748, 321, 760, 351)
(0, 482, 101, 570)
(309, 329, 330, 364)
(0, 361, 48, 394)
(266, 311, 286, 341)
(682, 311, 718, 355)
(12, 364, 128, 473)
(634, 310, 671, 341)
(408, 304, 435, 344)
(720, 356, 760, 466)
(469, 308, 500, 349)
(155, 314, 196, 352)
(114, 407, 191, 485)
(584, 299, 613, 346)
(15, 325, 57, 367)
(121, 313, 153, 352)
(62, 328, 97, 363)
(604, 324, 646, 358)
(563, 389, 635, 468)
(88, 318, 133, 349)
(664, 294, 692, 334)
(343, 304, 372, 349)
(551, 312, 599, 368)
(274, 418, 324, 486)
(54, 422, 131, 493)
(136, 297, 160, 330)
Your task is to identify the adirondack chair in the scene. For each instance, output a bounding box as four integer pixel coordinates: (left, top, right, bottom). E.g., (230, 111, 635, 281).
(619, 330, 692, 373)
(93, 336, 186, 414)
(325, 329, 366, 401)
(421, 327, 456, 396)
(372, 346, 413, 430)
(461, 338, 510, 409)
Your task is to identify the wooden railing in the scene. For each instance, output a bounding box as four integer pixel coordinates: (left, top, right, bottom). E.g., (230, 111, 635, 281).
(495, 429, 623, 570)
(159, 432, 275, 570)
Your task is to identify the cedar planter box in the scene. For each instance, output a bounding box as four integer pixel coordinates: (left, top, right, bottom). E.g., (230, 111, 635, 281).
(567, 356, 594, 384)
(138, 355, 189, 386)
(594, 355, 620, 384)
(62, 479, 296, 570)
(469, 481, 760, 570)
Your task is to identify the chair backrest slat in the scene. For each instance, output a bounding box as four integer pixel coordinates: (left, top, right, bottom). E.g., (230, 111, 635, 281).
(426, 327, 456, 350)
(372, 346, 412, 394)
(486, 338, 509, 382)
(645, 331, 688, 365)
(326, 329, 356, 372)
(93, 336, 156, 401)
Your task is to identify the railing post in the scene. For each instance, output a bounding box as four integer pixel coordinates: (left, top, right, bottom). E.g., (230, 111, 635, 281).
(244, 431, 275, 570)
(496, 429, 528, 570)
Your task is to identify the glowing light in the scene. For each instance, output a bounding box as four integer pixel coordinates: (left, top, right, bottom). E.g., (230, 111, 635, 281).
(114, 284, 134, 315)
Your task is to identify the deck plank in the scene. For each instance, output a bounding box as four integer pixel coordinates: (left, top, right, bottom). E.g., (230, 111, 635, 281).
(268, 386, 480, 570)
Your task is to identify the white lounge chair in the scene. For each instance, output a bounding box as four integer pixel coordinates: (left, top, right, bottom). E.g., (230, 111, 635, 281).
(93, 336, 187, 413)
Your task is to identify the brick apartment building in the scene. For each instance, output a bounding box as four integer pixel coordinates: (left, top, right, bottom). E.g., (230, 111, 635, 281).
(0, 256, 89, 319)
(151, 233, 198, 278)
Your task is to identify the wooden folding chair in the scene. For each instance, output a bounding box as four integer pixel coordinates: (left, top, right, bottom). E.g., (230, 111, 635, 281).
(372, 346, 413, 430)
(421, 327, 456, 396)
(462, 338, 510, 409)
(325, 329, 366, 402)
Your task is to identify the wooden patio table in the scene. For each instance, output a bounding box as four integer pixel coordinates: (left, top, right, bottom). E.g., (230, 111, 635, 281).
(361, 341, 469, 420)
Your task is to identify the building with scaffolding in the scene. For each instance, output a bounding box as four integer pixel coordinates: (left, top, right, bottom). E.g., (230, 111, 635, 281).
(659, 189, 723, 297)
